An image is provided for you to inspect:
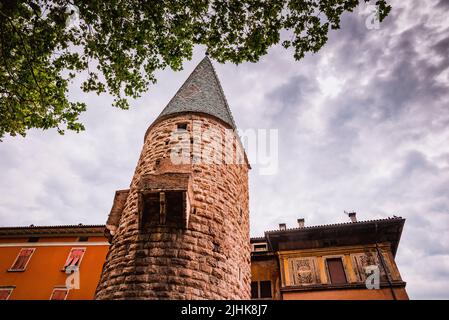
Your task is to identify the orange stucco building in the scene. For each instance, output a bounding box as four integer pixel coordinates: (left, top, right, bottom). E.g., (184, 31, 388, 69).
(0, 225, 108, 300)
(0, 214, 408, 300)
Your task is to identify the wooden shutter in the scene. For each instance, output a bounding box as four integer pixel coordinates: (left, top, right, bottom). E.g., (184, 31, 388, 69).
(0, 289, 12, 300)
(50, 289, 68, 300)
(10, 248, 35, 270)
(64, 248, 86, 268)
(327, 258, 347, 284)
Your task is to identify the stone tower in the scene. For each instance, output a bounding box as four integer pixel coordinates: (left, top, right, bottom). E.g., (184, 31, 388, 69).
(95, 57, 251, 299)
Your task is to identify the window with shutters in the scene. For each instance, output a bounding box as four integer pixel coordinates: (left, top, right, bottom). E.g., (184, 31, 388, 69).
(50, 288, 68, 300)
(326, 258, 348, 285)
(0, 288, 13, 300)
(63, 248, 86, 271)
(9, 248, 35, 271)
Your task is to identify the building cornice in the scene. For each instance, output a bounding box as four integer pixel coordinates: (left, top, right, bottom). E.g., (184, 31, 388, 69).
(0, 225, 105, 238)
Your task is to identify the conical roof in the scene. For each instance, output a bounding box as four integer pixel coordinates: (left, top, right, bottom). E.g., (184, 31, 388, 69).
(156, 56, 236, 128)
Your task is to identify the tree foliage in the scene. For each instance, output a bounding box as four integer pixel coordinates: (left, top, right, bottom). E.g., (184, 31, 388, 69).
(0, 0, 391, 139)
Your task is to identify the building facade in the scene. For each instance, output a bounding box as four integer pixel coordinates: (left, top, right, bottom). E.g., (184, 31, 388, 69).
(0, 215, 408, 300)
(0, 57, 408, 300)
(0, 225, 108, 300)
(250, 215, 408, 300)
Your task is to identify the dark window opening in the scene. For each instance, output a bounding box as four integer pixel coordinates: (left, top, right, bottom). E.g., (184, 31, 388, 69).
(327, 258, 347, 284)
(28, 237, 39, 243)
(165, 191, 185, 226)
(177, 123, 188, 131)
(251, 282, 258, 299)
(251, 281, 272, 299)
(323, 239, 338, 247)
(141, 191, 186, 228)
(253, 244, 267, 251)
(78, 236, 89, 242)
(259, 281, 272, 298)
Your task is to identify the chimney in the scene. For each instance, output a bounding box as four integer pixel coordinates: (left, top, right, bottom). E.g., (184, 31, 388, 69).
(279, 223, 286, 231)
(297, 218, 305, 228)
(348, 212, 357, 223)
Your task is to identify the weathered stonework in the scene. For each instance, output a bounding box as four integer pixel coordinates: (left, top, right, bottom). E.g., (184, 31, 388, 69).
(95, 58, 251, 299)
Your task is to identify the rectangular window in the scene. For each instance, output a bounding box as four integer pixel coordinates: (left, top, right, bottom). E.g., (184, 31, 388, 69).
(177, 123, 188, 131)
(327, 258, 347, 284)
(50, 288, 68, 300)
(63, 248, 86, 270)
(141, 191, 186, 228)
(9, 248, 35, 271)
(259, 281, 272, 298)
(0, 288, 13, 300)
(251, 282, 258, 299)
(251, 281, 272, 299)
(253, 243, 267, 252)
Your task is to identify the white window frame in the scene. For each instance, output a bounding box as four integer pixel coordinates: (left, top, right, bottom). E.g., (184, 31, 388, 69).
(49, 287, 69, 300)
(0, 287, 14, 300)
(251, 280, 272, 300)
(8, 247, 36, 271)
(62, 247, 86, 271)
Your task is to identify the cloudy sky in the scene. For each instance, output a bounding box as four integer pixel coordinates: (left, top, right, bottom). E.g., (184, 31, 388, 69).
(1, 0, 448, 299)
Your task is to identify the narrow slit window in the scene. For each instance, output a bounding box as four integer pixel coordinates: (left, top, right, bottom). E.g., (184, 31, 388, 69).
(327, 258, 348, 284)
(50, 288, 68, 300)
(9, 248, 35, 271)
(63, 248, 86, 270)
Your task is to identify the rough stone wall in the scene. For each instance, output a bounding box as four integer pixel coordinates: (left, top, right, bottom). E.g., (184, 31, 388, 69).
(95, 113, 250, 299)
